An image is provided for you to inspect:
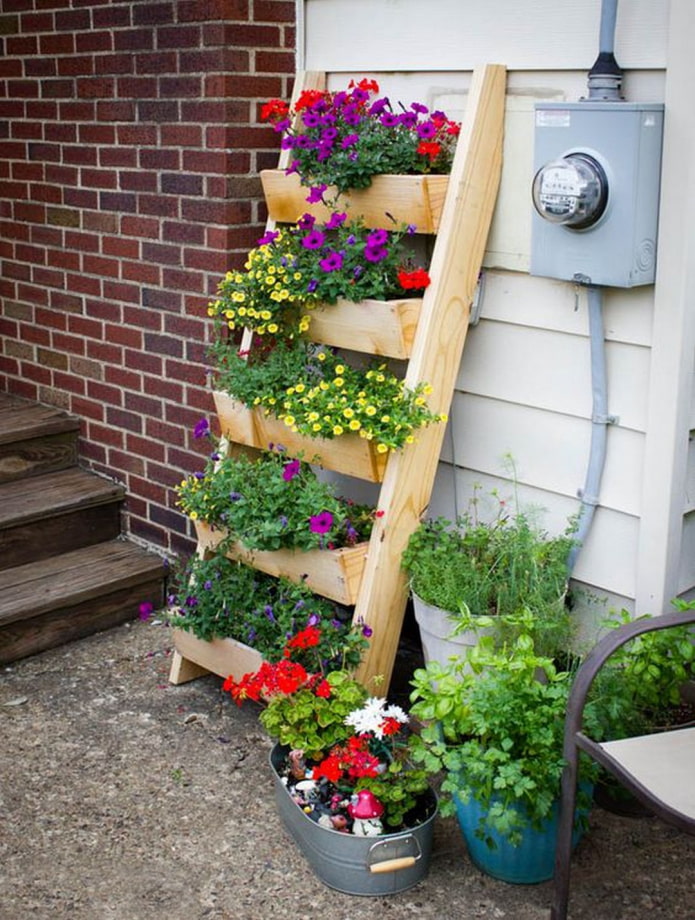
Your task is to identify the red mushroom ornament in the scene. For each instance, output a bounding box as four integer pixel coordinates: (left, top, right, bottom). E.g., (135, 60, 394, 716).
(348, 789, 384, 836)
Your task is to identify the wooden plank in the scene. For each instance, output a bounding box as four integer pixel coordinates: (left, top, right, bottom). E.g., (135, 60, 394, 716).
(261, 170, 449, 233)
(194, 520, 368, 606)
(0, 540, 167, 626)
(0, 573, 165, 665)
(353, 64, 507, 689)
(306, 297, 421, 359)
(0, 467, 124, 528)
(169, 629, 263, 685)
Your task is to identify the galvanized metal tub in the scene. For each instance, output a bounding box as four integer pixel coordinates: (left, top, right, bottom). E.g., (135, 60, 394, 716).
(270, 744, 437, 896)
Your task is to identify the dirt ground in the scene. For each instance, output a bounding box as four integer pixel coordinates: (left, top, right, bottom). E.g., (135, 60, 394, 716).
(1, 617, 694, 920)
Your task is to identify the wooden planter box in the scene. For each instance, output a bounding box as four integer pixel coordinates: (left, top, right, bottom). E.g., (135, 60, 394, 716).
(212, 390, 389, 483)
(169, 628, 264, 685)
(260, 169, 448, 234)
(307, 296, 422, 359)
(194, 519, 367, 606)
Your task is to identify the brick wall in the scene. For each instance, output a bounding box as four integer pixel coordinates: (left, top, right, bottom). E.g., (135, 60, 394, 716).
(0, 0, 296, 557)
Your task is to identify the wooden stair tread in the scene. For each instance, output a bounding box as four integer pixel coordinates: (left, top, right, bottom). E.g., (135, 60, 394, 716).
(0, 394, 80, 445)
(0, 467, 125, 529)
(0, 540, 167, 627)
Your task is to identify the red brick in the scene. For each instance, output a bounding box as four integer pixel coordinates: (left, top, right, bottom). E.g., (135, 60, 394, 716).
(81, 168, 118, 190)
(99, 147, 137, 168)
(86, 340, 122, 365)
(103, 323, 143, 348)
(82, 254, 120, 278)
(157, 25, 202, 50)
(57, 56, 94, 77)
(96, 100, 136, 122)
(181, 0, 250, 23)
(87, 421, 125, 450)
(254, 0, 295, 21)
(159, 123, 202, 147)
(134, 51, 178, 75)
(63, 188, 98, 210)
(116, 124, 157, 146)
(113, 29, 155, 53)
(122, 305, 163, 331)
(102, 279, 143, 304)
(104, 366, 141, 392)
(46, 246, 79, 269)
(94, 54, 135, 76)
(76, 30, 112, 54)
(66, 272, 101, 297)
(120, 215, 159, 239)
(68, 314, 103, 339)
(136, 194, 179, 219)
(117, 77, 159, 99)
(121, 261, 161, 286)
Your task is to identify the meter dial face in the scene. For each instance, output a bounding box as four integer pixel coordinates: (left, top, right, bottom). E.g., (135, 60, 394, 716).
(532, 153, 608, 229)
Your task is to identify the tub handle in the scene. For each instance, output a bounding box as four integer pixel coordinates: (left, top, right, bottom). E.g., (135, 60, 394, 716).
(369, 856, 417, 874)
(367, 833, 422, 873)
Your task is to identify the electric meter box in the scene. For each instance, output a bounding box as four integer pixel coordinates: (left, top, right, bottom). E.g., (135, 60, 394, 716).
(530, 101, 664, 288)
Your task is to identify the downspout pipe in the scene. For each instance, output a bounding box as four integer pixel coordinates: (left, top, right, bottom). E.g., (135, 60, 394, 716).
(585, 0, 623, 101)
(567, 287, 615, 573)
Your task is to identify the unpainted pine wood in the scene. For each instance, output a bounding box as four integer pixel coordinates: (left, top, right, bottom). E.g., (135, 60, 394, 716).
(354, 64, 507, 690)
(260, 170, 449, 232)
(306, 297, 421, 359)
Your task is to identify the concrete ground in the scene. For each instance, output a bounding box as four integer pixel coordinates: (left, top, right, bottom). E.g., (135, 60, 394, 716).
(1, 617, 694, 920)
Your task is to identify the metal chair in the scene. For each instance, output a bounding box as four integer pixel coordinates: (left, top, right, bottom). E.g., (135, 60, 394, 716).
(551, 608, 695, 920)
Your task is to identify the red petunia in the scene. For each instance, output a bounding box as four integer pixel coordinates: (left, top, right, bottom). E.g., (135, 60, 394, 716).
(398, 268, 431, 291)
(260, 98, 290, 121)
(417, 141, 442, 162)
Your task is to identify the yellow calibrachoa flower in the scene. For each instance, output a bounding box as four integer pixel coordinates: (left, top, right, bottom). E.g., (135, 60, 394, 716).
(376, 444, 389, 453)
(283, 415, 296, 427)
(268, 323, 279, 334)
(333, 425, 344, 436)
(349, 419, 361, 431)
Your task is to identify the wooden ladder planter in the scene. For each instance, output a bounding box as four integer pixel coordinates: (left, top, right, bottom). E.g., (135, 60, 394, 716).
(169, 627, 263, 685)
(193, 519, 368, 606)
(260, 170, 449, 233)
(212, 391, 389, 483)
(170, 64, 507, 690)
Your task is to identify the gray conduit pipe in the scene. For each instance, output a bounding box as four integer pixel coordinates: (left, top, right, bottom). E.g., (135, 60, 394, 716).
(567, 286, 614, 573)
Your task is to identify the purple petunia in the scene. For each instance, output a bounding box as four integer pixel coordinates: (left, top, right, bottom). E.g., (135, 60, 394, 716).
(305, 184, 327, 204)
(366, 228, 389, 247)
(416, 121, 438, 140)
(297, 212, 316, 231)
(325, 211, 347, 230)
(138, 602, 154, 621)
(341, 133, 359, 149)
(282, 459, 301, 481)
(193, 418, 210, 439)
(307, 278, 319, 293)
(364, 246, 388, 263)
(301, 229, 326, 249)
(256, 229, 279, 246)
(319, 251, 344, 273)
(310, 511, 334, 534)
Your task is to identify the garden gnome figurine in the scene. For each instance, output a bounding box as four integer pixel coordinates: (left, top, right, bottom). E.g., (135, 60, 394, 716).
(348, 789, 384, 836)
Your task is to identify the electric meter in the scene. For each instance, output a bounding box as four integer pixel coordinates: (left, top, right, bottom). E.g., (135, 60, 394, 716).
(529, 101, 664, 287)
(532, 153, 608, 230)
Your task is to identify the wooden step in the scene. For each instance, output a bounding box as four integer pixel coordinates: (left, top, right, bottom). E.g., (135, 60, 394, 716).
(0, 393, 80, 482)
(0, 467, 126, 570)
(0, 539, 168, 664)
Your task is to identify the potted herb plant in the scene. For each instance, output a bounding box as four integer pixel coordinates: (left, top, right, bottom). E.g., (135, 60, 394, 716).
(225, 628, 437, 895)
(409, 629, 597, 884)
(400, 485, 576, 665)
